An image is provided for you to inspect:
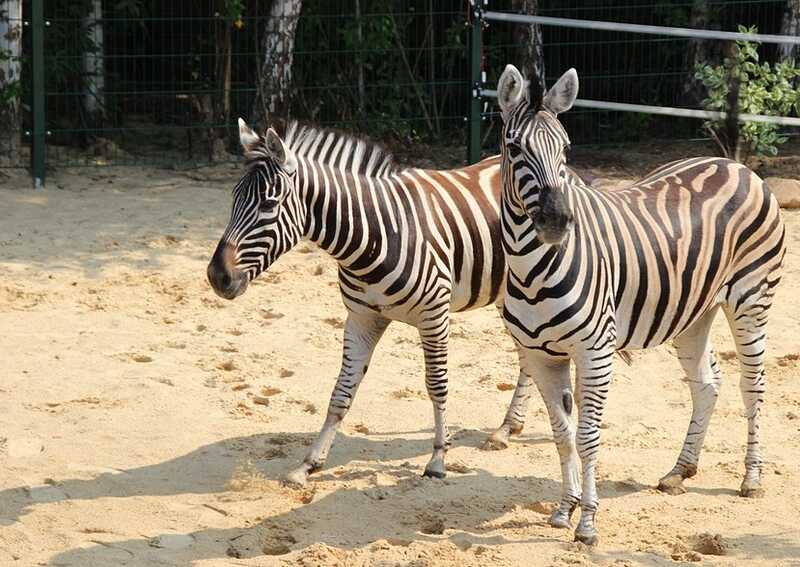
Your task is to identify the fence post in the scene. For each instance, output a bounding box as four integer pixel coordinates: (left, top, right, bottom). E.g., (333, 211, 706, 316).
(466, 1, 483, 165)
(30, 0, 46, 188)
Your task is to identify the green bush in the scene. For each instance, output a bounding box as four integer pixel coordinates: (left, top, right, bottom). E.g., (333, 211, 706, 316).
(695, 25, 800, 160)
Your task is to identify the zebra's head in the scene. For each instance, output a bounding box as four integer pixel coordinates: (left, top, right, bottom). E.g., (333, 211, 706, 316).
(207, 119, 304, 300)
(497, 64, 579, 244)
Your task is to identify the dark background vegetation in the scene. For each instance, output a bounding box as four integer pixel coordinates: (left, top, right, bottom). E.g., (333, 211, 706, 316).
(9, 0, 794, 167)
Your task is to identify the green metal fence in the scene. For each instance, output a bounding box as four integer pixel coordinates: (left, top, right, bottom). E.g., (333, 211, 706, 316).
(33, 0, 473, 180)
(2, 0, 793, 185)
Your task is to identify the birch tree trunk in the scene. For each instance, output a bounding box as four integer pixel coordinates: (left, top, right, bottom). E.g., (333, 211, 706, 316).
(251, 0, 303, 129)
(0, 0, 22, 166)
(82, 0, 105, 134)
(779, 0, 800, 63)
(511, 0, 544, 91)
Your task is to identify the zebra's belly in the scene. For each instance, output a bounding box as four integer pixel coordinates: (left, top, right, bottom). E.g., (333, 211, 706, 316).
(449, 275, 504, 313)
(341, 288, 422, 325)
(612, 287, 728, 351)
(340, 274, 502, 326)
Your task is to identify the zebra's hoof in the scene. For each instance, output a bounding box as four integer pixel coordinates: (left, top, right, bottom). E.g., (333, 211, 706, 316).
(423, 454, 447, 479)
(422, 467, 446, 480)
(548, 510, 572, 529)
(657, 474, 687, 496)
(739, 481, 764, 498)
(482, 431, 510, 451)
(574, 528, 599, 546)
(282, 467, 309, 487)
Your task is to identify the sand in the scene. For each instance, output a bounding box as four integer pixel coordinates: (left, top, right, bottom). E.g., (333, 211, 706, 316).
(0, 164, 798, 566)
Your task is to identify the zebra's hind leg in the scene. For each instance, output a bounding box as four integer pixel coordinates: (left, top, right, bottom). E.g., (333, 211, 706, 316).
(284, 311, 390, 487)
(419, 315, 451, 479)
(724, 301, 772, 498)
(524, 355, 580, 529)
(484, 348, 531, 450)
(658, 308, 721, 495)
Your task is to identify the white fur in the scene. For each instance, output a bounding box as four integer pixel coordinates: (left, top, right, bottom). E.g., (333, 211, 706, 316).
(266, 128, 298, 173)
(497, 64, 526, 117)
(238, 118, 260, 151)
(543, 68, 579, 115)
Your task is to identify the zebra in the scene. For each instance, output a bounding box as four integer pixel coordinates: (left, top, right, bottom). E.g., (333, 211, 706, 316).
(495, 64, 785, 545)
(208, 118, 535, 485)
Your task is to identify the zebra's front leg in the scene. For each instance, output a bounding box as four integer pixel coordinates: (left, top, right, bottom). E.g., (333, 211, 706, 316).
(419, 317, 451, 479)
(284, 311, 389, 486)
(525, 355, 580, 528)
(573, 351, 614, 546)
(484, 347, 532, 450)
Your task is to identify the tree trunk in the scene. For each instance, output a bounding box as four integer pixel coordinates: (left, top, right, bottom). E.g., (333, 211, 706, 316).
(683, 0, 721, 106)
(428, 0, 439, 135)
(212, 3, 233, 159)
(355, 0, 365, 121)
(251, 0, 303, 129)
(0, 0, 22, 166)
(779, 0, 800, 62)
(82, 0, 105, 136)
(511, 0, 544, 91)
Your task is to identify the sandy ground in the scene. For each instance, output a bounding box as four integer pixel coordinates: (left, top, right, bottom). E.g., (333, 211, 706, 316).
(0, 164, 799, 567)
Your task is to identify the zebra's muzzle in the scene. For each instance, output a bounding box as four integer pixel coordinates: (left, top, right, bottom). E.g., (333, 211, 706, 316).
(207, 241, 249, 300)
(529, 185, 574, 245)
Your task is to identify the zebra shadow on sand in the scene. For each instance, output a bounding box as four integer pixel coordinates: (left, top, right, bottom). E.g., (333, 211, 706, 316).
(0, 428, 654, 565)
(6, 428, 796, 566)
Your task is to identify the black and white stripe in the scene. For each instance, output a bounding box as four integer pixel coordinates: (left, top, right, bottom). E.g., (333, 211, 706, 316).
(209, 118, 513, 484)
(496, 65, 786, 544)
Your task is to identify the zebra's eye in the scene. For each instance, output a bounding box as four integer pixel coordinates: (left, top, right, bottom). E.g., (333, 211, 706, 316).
(259, 198, 279, 213)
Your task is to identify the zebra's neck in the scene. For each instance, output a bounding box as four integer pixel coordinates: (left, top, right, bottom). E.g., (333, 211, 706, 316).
(296, 154, 401, 268)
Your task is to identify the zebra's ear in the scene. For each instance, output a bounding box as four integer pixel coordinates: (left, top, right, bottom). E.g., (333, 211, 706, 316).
(265, 128, 297, 174)
(497, 64, 526, 118)
(238, 118, 262, 153)
(543, 68, 579, 115)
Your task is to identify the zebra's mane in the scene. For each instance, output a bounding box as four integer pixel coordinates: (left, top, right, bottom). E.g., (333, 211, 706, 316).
(283, 121, 401, 178)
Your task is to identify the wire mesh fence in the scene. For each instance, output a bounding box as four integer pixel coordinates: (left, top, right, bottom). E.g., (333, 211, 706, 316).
(477, 0, 792, 158)
(1, 0, 796, 178)
(31, 0, 472, 169)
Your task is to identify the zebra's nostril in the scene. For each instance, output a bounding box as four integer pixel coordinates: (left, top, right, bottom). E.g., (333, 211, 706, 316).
(220, 272, 232, 289)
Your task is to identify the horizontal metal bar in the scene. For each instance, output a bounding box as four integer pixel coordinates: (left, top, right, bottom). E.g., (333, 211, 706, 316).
(46, 115, 469, 135)
(479, 89, 800, 126)
(45, 11, 464, 23)
(483, 11, 800, 45)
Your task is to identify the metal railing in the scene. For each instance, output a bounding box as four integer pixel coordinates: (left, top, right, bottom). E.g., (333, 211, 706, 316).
(466, 1, 800, 163)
